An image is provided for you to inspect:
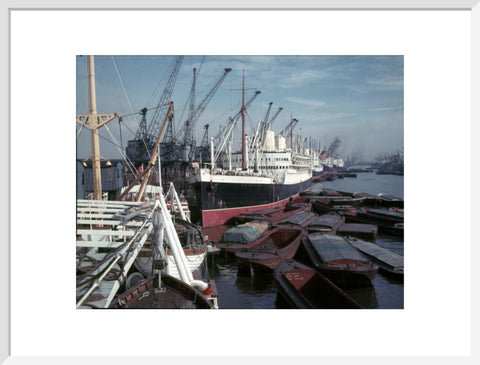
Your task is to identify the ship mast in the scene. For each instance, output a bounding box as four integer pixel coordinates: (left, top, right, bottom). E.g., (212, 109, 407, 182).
(76, 55, 118, 200)
(241, 70, 246, 169)
(230, 70, 256, 169)
(290, 113, 293, 154)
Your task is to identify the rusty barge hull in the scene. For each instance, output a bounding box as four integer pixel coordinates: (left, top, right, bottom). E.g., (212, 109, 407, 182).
(234, 227, 305, 273)
(274, 259, 363, 309)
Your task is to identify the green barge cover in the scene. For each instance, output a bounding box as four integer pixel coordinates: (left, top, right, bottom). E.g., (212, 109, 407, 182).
(221, 221, 270, 244)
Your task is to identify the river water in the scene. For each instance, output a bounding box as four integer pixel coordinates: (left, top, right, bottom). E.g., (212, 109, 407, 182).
(205, 170, 404, 309)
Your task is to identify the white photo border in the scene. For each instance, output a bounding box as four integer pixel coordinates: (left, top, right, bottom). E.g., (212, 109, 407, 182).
(2, 1, 478, 364)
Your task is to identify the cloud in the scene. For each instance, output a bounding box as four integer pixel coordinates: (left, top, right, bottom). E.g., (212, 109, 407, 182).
(367, 77, 403, 90)
(310, 112, 356, 122)
(77, 56, 404, 161)
(369, 105, 404, 112)
(284, 97, 326, 108)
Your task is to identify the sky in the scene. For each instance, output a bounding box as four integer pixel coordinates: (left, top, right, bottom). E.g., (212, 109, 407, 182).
(76, 55, 403, 162)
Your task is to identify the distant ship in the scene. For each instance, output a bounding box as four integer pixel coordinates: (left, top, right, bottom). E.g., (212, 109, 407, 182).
(320, 155, 345, 171)
(312, 153, 324, 177)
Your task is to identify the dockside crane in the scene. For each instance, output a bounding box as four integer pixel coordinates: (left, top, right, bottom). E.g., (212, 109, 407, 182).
(201, 124, 210, 147)
(135, 107, 148, 141)
(126, 56, 184, 164)
(188, 68, 198, 126)
(194, 123, 210, 163)
(176, 67, 232, 161)
(147, 56, 184, 145)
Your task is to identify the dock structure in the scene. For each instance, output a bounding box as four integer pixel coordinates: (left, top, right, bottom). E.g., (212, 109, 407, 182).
(347, 237, 404, 280)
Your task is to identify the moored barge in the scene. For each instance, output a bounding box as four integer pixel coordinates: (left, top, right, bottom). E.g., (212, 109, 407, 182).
(274, 259, 363, 309)
(302, 233, 378, 287)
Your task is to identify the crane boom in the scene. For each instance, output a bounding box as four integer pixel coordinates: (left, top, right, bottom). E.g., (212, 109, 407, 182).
(263, 102, 273, 126)
(175, 68, 231, 161)
(255, 102, 273, 147)
(188, 68, 197, 123)
(266, 107, 283, 130)
(278, 117, 299, 150)
(147, 56, 184, 144)
(126, 56, 183, 165)
(179, 68, 232, 144)
(279, 117, 298, 137)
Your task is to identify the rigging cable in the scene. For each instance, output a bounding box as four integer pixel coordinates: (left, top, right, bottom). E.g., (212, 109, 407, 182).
(144, 57, 170, 108)
(111, 56, 139, 125)
(103, 123, 139, 177)
(111, 56, 154, 162)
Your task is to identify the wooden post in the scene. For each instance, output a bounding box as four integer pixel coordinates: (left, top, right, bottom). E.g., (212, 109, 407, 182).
(76, 56, 117, 200)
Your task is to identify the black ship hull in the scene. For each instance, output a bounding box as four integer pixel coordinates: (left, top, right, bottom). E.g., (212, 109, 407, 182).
(192, 176, 312, 227)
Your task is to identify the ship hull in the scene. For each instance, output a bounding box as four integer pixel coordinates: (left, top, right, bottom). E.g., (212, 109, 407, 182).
(192, 171, 312, 227)
(312, 169, 324, 177)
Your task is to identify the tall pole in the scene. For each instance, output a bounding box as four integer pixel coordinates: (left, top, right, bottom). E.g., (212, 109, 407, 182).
(230, 69, 255, 169)
(290, 114, 293, 153)
(241, 70, 246, 169)
(87, 56, 102, 200)
(77, 55, 117, 201)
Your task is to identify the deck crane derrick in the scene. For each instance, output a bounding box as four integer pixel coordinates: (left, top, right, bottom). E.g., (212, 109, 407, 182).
(278, 117, 298, 138)
(176, 68, 232, 162)
(212, 90, 262, 166)
(253, 102, 272, 148)
(278, 117, 298, 150)
(256, 105, 284, 150)
(264, 102, 273, 125)
(126, 56, 184, 165)
(266, 107, 283, 131)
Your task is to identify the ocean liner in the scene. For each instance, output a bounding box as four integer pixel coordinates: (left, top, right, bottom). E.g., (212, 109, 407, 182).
(188, 72, 312, 227)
